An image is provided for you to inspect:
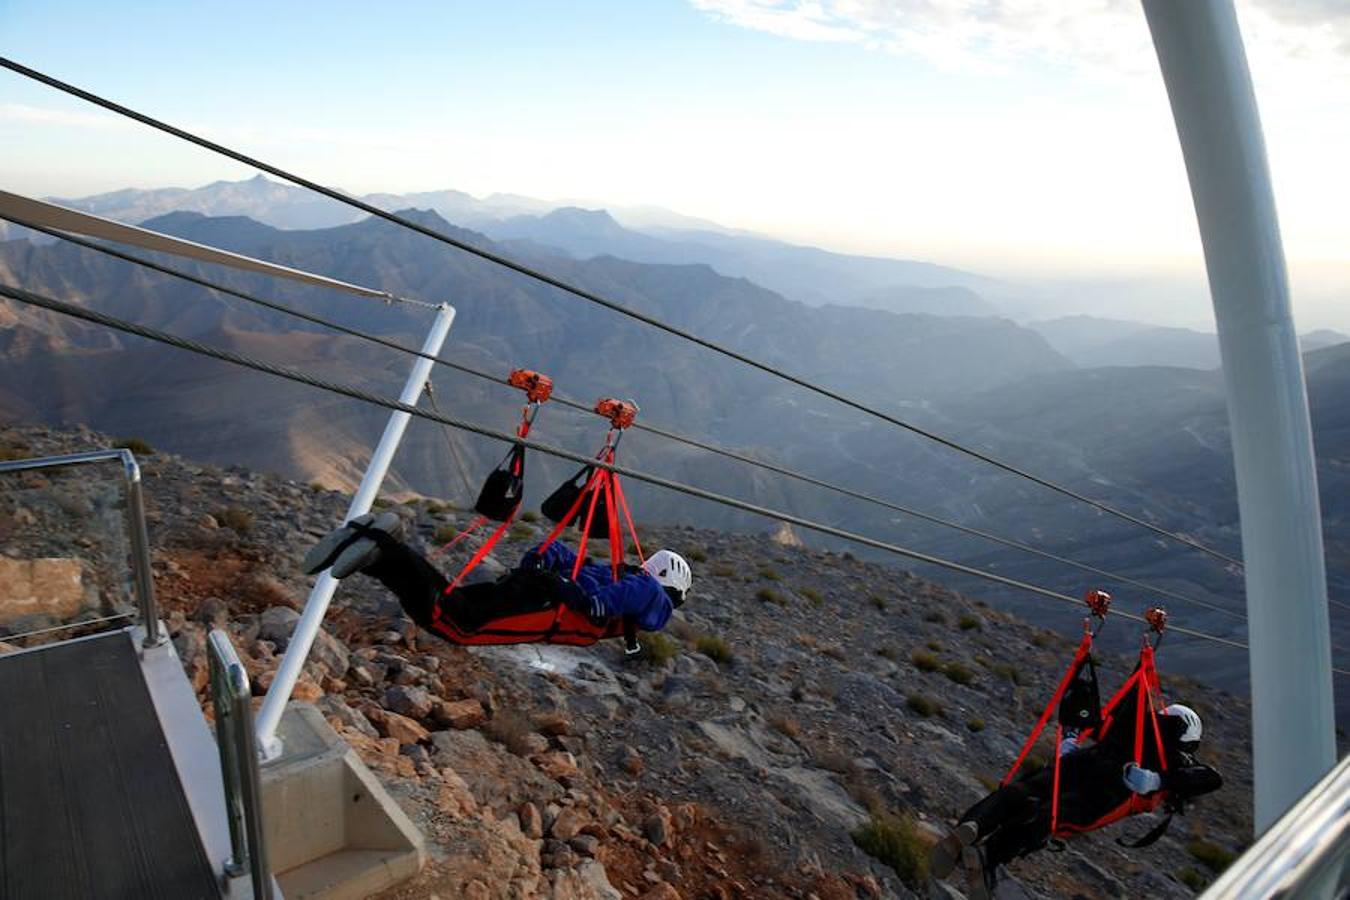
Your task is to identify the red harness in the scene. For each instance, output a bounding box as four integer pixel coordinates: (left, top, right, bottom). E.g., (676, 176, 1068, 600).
(426, 394, 645, 648)
(1002, 593, 1171, 838)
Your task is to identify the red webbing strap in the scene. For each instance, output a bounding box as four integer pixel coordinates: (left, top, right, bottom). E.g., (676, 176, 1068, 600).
(537, 467, 602, 556)
(436, 510, 517, 609)
(1050, 723, 1065, 833)
(1002, 632, 1094, 786)
(613, 475, 645, 564)
(1140, 645, 1169, 771)
(428, 514, 488, 561)
(571, 468, 609, 580)
(605, 469, 623, 581)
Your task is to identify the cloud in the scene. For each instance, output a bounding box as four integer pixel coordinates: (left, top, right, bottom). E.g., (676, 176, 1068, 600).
(688, 0, 1350, 80)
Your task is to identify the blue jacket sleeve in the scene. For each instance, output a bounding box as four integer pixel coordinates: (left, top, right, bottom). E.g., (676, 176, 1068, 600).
(574, 564, 673, 632)
(519, 542, 577, 574)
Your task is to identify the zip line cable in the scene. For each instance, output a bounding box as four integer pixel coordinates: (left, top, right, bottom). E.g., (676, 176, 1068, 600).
(6, 213, 1271, 625)
(8, 280, 1336, 675)
(0, 56, 1246, 571)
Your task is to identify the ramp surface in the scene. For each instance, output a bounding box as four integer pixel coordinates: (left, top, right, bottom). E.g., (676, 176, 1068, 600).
(0, 632, 220, 899)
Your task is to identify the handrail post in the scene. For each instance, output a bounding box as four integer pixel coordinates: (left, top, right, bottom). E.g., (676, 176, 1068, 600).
(1143, 0, 1335, 830)
(209, 629, 274, 900)
(255, 303, 456, 759)
(119, 451, 164, 647)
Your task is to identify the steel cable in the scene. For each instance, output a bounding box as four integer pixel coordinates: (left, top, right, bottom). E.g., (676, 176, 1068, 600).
(8, 280, 1332, 674)
(5, 214, 1274, 623)
(0, 56, 1246, 570)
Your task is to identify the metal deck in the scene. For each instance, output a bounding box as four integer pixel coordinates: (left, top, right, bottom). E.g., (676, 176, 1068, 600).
(0, 631, 221, 900)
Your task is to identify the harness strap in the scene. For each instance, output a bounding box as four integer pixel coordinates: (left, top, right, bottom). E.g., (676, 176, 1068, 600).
(1003, 631, 1093, 785)
(1050, 723, 1065, 833)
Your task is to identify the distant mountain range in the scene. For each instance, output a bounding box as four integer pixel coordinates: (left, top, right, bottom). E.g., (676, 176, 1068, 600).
(3, 184, 1349, 705)
(1030, 315, 1348, 370)
(12, 176, 999, 317)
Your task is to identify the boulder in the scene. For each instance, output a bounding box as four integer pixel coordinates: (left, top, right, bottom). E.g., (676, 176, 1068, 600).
(433, 698, 487, 730)
(257, 606, 300, 647)
(379, 711, 430, 746)
(0, 558, 85, 619)
(384, 685, 433, 720)
(519, 801, 543, 839)
(550, 806, 587, 841)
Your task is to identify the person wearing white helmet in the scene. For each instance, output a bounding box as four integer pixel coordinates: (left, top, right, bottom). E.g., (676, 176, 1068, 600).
(304, 512, 692, 647)
(931, 700, 1221, 899)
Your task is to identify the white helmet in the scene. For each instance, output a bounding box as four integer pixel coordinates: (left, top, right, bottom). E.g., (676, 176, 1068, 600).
(643, 550, 692, 602)
(1163, 704, 1203, 745)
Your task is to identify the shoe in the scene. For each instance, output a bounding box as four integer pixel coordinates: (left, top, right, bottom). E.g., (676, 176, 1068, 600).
(963, 845, 993, 900)
(303, 512, 403, 578)
(930, 821, 979, 880)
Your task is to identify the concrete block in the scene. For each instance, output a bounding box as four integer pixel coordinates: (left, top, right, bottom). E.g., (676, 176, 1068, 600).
(261, 703, 424, 900)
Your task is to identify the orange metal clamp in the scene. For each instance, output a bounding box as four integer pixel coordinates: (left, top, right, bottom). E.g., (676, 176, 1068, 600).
(594, 397, 639, 430)
(508, 368, 553, 404)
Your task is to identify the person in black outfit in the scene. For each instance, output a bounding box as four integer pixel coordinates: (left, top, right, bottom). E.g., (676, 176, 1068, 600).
(930, 703, 1222, 898)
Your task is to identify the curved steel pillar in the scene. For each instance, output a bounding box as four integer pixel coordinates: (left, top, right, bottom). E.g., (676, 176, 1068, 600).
(1143, 0, 1334, 830)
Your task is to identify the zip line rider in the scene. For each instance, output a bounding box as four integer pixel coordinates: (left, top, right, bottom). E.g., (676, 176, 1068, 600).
(303, 512, 693, 646)
(930, 701, 1222, 899)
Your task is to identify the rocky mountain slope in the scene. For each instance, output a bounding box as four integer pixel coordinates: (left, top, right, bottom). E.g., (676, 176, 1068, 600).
(1, 424, 1257, 899)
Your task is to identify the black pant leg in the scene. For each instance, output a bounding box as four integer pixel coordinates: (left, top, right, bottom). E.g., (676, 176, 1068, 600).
(360, 539, 449, 627)
(441, 570, 560, 632)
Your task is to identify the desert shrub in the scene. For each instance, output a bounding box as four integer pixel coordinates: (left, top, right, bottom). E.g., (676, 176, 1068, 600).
(433, 524, 459, 544)
(755, 587, 786, 605)
(0, 442, 32, 462)
(851, 812, 929, 887)
(967, 718, 986, 733)
(686, 547, 708, 563)
(371, 496, 392, 509)
(958, 614, 982, 631)
(1187, 839, 1237, 874)
(1023, 751, 1048, 774)
(711, 563, 737, 578)
(926, 640, 942, 651)
(1031, 632, 1052, 648)
(875, 646, 898, 661)
(924, 611, 947, 625)
(520, 509, 540, 523)
(943, 662, 976, 686)
(696, 634, 734, 665)
(113, 436, 155, 456)
(665, 617, 700, 645)
(910, 650, 941, 673)
(768, 712, 802, 739)
(800, 586, 824, 607)
(218, 506, 254, 535)
(482, 709, 536, 756)
(509, 523, 535, 541)
(1178, 867, 1207, 891)
(976, 773, 1000, 792)
(641, 632, 679, 666)
(991, 662, 1024, 685)
(758, 567, 781, 581)
(869, 594, 888, 611)
(906, 693, 940, 718)
(812, 746, 854, 773)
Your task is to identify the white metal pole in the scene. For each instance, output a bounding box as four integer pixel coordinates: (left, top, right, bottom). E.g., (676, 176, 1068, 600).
(1142, 0, 1334, 830)
(256, 303, 456, 759)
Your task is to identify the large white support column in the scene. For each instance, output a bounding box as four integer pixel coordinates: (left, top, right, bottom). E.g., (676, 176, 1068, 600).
(256, 303, 457, 759)
(1143, 0, 1334, 830)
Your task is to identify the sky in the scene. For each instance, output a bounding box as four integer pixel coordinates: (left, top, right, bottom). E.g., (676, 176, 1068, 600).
(2, 0, 1349, 329)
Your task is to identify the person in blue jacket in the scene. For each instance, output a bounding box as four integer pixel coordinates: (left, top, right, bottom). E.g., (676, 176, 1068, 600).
(304, 512, 692, 641)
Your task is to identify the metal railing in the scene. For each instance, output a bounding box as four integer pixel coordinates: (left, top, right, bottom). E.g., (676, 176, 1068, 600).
(208, 629, 273, 900)
(0, 448, 163, 646)
(1201, 753, 1350, 898)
